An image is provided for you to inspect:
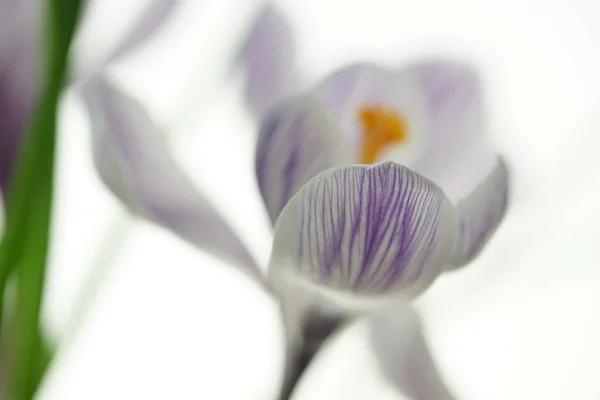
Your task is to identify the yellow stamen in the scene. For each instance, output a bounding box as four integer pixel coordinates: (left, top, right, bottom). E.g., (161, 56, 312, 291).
(359, 106, 408, 164)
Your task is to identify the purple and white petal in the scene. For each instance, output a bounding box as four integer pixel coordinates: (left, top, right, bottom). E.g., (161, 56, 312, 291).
(369, 302, 457, 400)
(256, 95, 352, 225)
(81, 75, 268, 287)
(449, 157, 509, 268)
(268, 162, 457, 302)
(315, 63, 429, 166)
(239, 3, 296, 120)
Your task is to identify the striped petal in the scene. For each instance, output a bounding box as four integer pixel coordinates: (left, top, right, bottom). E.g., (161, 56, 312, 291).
(449, 157, 509, 268)
(268, 162, 457, 301)
(81, 75, 268, 287)
(239, 3, 296, 120)
(369, 303, 457, 400)
(256, 95, 352, 225)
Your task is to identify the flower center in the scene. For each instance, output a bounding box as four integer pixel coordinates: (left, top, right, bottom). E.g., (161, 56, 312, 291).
(359, 106, 408, 164)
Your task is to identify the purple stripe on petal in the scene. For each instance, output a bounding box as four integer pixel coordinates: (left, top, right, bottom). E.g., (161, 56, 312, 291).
(269, 162, 457, 298)
(239, 3, 296, 120)
(449, 157, 509, 268)
(81, 75, 269, 288)
(256, 95, 352, 225)
(369, 303, 457, 400)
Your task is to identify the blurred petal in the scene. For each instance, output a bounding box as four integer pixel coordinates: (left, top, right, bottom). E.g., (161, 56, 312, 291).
(239, 3, 296, 119)
(81, 75, 269, 287)
(105, 0, 178, 64)
(369, 303, 457, 400)
(0, 0, 41, 190)
(315, 63, 430, 167)
(449, 157, 509, 268)
(268, 162, 457, 301)
(404, 59, 483, 153)
(402, 60, 487, 184)
(256, 95, 352, 224)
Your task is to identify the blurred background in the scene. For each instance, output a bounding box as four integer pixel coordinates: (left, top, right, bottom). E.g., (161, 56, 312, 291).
(33, 0, 600, 398)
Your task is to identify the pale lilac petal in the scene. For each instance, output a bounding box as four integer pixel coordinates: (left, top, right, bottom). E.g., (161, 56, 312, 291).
(268, 162, 457, 300)
(369, 303, 457, 400)
(239, 3, 296, 119)
(402, 60, 486, 180)
(449, 157, 509, 268)
(0, 0, 41, 190)
(404, 60, 483, 150)
(105, 0, 178, 64)
(315, 63, 429, 166)
(81, 75, 269, 286)
(256, 95, 352, 224)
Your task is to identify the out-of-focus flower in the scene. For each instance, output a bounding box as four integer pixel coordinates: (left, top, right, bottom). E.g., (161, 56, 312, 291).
(81, 76, 269, 289)
(0, 0, 178, 191)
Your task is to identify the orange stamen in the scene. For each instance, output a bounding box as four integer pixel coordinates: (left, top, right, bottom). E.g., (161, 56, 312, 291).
(359, 106, 408, 164)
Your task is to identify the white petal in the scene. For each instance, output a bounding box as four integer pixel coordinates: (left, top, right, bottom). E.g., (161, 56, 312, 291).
(449, 157, 509, 268)
(238, 3, 297, 120)
(369, 302, 457, 400)
(402, 59, 484, 162)
(81, 75, 269, 287)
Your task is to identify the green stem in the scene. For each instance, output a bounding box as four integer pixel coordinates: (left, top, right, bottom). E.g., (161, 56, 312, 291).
(0, 0, 84, 398)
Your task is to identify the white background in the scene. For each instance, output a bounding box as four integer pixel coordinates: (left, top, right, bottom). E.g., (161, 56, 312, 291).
(32, 0, 600, 399)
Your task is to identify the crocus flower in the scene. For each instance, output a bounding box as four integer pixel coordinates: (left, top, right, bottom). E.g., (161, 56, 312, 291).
(82, 5, 509, 400)
(242, 4, 509, 398)
(0, 0, 178, 191)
